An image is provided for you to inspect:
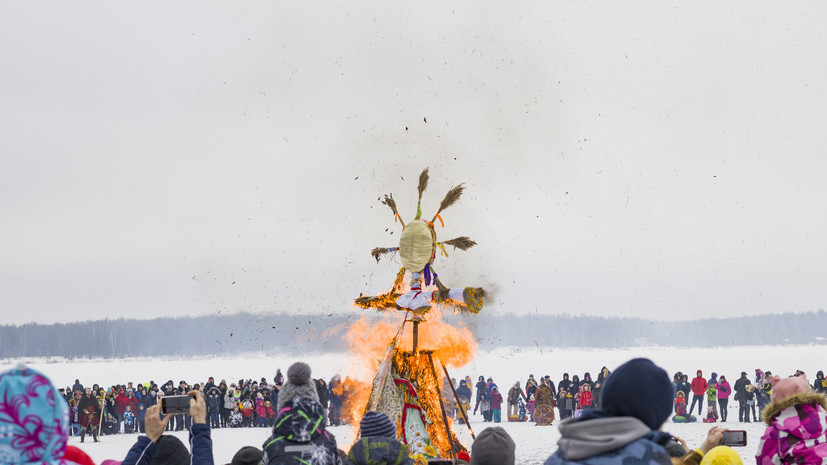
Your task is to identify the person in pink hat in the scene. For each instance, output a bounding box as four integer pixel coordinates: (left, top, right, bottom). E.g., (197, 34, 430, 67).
(755, 374, 827, 465)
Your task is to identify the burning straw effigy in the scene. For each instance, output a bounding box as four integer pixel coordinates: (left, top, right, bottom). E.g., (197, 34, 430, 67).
(354, 168, 486, 462)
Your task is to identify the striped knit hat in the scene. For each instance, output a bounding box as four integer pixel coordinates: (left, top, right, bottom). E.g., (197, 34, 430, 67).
(360, 411, 397, 438)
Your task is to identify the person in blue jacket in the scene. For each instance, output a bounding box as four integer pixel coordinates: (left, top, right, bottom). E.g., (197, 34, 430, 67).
(120, 390, 214, 465)
(544, 358, 675, 465)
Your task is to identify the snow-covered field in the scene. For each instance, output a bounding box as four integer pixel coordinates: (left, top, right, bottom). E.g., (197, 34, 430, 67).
(5, 345, 823, 464)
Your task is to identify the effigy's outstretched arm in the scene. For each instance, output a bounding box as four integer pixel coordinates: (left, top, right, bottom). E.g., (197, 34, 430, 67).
(354, 268, 406, 310)
(371, 247, 400, 263)
(396, 271, 485, 315)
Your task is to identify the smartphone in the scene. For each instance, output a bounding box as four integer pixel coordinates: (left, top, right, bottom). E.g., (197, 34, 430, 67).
(161, 395, 193, 415)
(720, 430, 747, 447)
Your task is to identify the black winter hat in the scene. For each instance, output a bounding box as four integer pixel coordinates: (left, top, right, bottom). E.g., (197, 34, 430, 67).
(151, 435, 189, 465)
(600, 358, 672, 430)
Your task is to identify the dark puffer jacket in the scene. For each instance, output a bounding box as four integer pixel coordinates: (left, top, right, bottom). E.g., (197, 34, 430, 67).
(345, 437, 413, 465)
(262, 397, 342, 465)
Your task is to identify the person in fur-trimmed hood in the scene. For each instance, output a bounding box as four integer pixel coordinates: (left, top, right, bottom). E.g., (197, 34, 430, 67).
(261, 362, 342, 465)
(755, 374, 827, 465)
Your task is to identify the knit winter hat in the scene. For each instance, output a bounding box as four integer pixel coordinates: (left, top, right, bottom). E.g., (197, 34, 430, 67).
(0, 365, 78, 465)
(470, 427, 515, 465)
(359, 411, 397, 438)
(699, 446, 743, 465)
(151, 435, 190, 465)
(227, 446, 262, 465)
(600, 358, 673, 430)
(276, 362, 319, 411)
(769, 375, 812, 403)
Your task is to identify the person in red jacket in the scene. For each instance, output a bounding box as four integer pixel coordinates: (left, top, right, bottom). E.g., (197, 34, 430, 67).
(115, 387, 130, 433)
(490, 387, 504, 423)
(689, 369, 708, 416)
(577, 383, 594, 409)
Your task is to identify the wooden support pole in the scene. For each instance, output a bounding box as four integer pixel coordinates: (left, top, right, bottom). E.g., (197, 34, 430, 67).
(440, 359, 475, 440)
(426, 351, 456, 459)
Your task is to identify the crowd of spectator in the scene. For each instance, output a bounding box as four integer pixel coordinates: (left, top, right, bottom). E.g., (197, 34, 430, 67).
(2, 360, 825, 465)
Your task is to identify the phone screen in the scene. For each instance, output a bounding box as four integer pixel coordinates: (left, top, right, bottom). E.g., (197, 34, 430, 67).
(161, 395, 192, 415)
(721, 430, 747, 447)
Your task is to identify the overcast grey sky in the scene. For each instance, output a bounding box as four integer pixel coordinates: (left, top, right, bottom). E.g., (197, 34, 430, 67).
(1, 1, 825, 325)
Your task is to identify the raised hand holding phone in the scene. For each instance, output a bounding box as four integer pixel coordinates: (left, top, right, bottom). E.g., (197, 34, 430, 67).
(187, 389, 207, 424)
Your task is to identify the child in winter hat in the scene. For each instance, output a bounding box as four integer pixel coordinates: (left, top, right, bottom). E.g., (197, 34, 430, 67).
(275, 361, 320, 411)
(359, 411, 397, 438)
(0, 364, 83, 465)
(756, 373, 827, 464)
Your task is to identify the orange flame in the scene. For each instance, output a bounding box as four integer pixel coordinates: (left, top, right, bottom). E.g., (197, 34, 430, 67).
(345, 305, 476, 458)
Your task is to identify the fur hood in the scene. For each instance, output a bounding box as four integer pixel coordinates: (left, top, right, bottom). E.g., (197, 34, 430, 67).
(762, 391, 827, 425)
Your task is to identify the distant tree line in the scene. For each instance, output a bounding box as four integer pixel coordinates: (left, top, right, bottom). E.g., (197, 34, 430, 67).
(0, 310, 824, 359)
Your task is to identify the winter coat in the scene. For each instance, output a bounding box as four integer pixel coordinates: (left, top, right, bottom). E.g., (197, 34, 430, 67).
(507, 385, 526, 403)
(578, 391, 593, 408)
(559, 376, 572, 393)
(256, 397, 266, 417)
(136, 395, 151, 421)
(122, 423, 214, 465)
(346, 437, 413, 465)
(815, 371, 827, 394)
(690, 376, 707, 396)
(733, 376, 750, 401)
(456, 382, 472, 403)
(675, 381, 691, 398)
(706, 385, 717, 402)
(206, 387, 222, 411)
(569, 377, 582, 396)
(489, 391, 503, 410)
(717, 380, 731, 399)
(475, 381, 488, 402)
(674, 397, 687, 416)
(224, 390, 237, 409)
(78, 394, 100, 428)
(756, 392, 827, 465)
(544, 416, 672, 465)
(230, 410, 243, 427)
(261, 397, 342, 465)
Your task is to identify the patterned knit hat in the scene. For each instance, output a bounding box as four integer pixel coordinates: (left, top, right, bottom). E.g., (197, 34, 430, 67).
(276, 362, 319, 411)
(359, 411, 396, 438)
(0, 365, 80, 465)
